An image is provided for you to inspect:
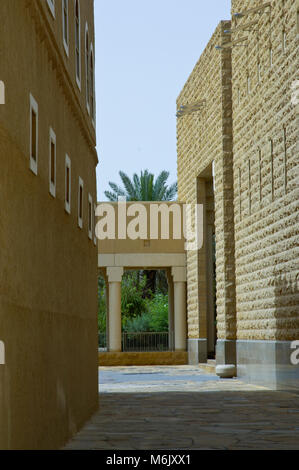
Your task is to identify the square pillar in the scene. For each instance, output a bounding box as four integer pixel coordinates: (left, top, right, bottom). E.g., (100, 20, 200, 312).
(166, 270, 174, 351)
(172, 267, 187, 351)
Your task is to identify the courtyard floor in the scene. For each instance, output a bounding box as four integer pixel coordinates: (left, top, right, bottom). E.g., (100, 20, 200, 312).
(65, 365, 299, 450)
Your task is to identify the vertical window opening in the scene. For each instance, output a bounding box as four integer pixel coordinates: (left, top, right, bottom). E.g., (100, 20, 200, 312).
(47, 0, 55, 17)
(90, 49, 95, 122)
(66, 168, 70, 202)
(88, 194, 93, 239)
(31, 111, 37, 161)
(78, 177, 84, 228)
(79, 187, 83, 218)
(30, 94, 38, 175)
(65, 155, 71, 214)
(94, 203, 97, 245)
(49, 128, 56, 197)
(75, 0, 81, 86)
(50, 143, 55, 183)
(85, 26, 90, 112)
(62, 0, 69, 55)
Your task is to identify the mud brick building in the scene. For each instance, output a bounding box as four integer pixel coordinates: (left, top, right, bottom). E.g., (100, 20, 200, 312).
(0, 0, 98, 448)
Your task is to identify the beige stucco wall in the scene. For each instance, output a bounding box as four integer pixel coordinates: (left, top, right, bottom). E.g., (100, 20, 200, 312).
(231, 0, 299, 340)
(40, 0, 97, 146)
(97, 201, 186, 256)
(177, 21, 236, 343)
(0, 0, 98, 449)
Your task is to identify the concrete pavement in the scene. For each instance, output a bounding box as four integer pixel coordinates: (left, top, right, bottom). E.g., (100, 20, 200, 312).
(64, 365, 299, 450)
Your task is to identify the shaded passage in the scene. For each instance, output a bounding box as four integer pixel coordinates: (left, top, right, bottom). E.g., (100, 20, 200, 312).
(65, 366, 299, 450)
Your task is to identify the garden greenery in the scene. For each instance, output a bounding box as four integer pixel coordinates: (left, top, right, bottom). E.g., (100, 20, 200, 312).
(98, 272, 168, 333)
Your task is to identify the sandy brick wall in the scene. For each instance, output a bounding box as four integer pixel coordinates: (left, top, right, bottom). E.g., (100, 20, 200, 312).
(177, 21, 235, 341)
(178, 0, 298, 345)
(231, 0, 299, 340)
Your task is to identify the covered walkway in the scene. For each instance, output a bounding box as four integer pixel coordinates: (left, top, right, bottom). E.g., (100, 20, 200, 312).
(97, 201, 188, 355)
(65, 366, 299, 450)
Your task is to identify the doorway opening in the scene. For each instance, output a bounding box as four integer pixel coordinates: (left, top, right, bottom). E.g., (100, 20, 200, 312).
(197, 164, 217, 360)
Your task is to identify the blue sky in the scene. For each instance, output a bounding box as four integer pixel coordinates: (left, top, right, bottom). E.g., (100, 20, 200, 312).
(94, 0, 231, 200)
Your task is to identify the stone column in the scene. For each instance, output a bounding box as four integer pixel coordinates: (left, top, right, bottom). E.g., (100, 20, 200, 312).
(172, 267, 187, 351)
(99, 269, 110, 350)
(166, 270, 174, 351)
(105, 277, 110, 351)
(106, 267, 124, 352)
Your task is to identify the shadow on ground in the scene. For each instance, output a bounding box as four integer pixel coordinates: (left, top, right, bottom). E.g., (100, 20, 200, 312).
(65, 366, 299, 450)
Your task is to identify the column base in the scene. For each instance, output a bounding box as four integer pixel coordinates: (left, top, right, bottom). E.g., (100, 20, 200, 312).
(216, 339, 236, 365)
(188, 338, 207, 364)
(236, 340, 299, 391)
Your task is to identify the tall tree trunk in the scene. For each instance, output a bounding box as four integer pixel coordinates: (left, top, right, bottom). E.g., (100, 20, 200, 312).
(143, 270, 156, 298)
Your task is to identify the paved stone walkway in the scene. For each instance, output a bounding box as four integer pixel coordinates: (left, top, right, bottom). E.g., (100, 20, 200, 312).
(65, 365, 299, 450)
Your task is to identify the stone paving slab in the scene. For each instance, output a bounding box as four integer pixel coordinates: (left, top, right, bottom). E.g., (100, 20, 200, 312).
(64, 366, 299, 450)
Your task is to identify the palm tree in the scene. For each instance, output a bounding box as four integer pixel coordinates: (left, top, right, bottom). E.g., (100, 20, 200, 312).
(104, 169, 177, 202)
(104, 170, 177, 296)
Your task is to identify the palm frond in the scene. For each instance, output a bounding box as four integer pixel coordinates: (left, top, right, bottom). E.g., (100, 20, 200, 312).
(133, 173, 142, 200)
(104, 170, 177, 203)
(164, 182, 178, 201)
(119, 171, 138, 200)
(140, 170, 154, 200)
(104, 190, 118, 201)
(153, 171, 170, 200)
(108, 182, 126, 197)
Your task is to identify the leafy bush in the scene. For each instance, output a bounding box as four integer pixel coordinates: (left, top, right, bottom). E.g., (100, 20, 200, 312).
(121, 272, 147, 319)
(124, 312, 152, 332)
(123, 294, 168, 332)
(98, 273, 169, 334)
(146, 294, 168, 332)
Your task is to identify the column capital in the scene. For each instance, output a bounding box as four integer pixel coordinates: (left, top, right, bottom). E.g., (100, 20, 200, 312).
(171, 266, 187, 283)
(106, 266, 124, 283)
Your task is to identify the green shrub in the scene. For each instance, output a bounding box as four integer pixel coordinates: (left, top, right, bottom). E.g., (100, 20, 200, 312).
(98, 273, 169, 334)
(124, 294, 169, 332)
(121, 271, 148, 319)
(124, 312, 152, 332)
(146, 293, 168, 332)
